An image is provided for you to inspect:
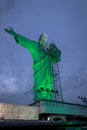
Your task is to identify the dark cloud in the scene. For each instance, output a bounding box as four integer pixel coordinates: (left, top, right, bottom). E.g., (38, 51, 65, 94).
(68, 68, 87, 90)
(0, 0, 15, 15)
(62, 67, 87, 104)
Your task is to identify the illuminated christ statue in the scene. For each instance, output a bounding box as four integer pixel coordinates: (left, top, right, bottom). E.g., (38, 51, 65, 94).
(5, 27, 61, 101)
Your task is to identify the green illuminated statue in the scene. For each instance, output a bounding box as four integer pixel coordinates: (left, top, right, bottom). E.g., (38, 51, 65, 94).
(5, 27, 61, 101)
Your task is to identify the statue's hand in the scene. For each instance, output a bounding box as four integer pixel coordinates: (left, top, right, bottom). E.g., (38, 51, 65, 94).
(4, 27, 16, 37)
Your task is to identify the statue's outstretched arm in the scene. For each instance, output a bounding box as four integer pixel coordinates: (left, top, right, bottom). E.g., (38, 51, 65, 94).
(4, 27, 37, 51)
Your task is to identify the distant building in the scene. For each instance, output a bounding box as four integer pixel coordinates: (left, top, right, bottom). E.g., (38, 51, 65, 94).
(0, 103, 38, 120)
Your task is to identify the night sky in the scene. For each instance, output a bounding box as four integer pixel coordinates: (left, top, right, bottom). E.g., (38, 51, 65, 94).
(0, 0, 87, 105)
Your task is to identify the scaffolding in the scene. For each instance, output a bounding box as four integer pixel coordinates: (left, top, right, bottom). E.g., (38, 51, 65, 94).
(48, 42, 63, 102)
(52, 62, 63, 101)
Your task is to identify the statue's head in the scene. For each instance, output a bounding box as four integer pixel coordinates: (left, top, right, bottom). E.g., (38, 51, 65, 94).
(38, 33, 48, 47)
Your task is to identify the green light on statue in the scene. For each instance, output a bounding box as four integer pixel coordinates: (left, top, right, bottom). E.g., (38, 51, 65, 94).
(5, 27, 61, 101)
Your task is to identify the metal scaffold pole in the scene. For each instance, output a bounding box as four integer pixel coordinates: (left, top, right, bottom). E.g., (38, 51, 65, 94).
(52, 62, 63, 102)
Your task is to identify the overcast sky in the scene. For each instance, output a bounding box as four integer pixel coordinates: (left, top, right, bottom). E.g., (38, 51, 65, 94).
(0, 0, 87, 105)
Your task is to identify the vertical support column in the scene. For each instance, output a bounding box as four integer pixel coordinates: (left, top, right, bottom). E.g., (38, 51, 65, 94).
(52, 62, 63, 101)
